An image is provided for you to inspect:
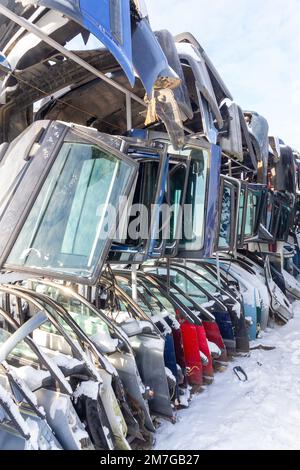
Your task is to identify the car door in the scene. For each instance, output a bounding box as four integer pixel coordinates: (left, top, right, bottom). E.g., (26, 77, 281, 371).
(109, 143, 168, 264)
(177, 142, 222, 259)
(0, 121, 138, 285)
(215, 176, 236, 253)
(243, 183, 273, 243)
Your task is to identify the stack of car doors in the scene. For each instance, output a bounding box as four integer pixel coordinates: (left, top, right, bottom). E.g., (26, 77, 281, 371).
(0, 120, 176, 448)
(143, 263, 249, 353)
(0, 312, 64, 450)
(0, 0, 300, 452)
(140, 267, 227, 363)
(0, 282, 159, 449)
(208, 168, 293, 332)
(0, 307, 94, 450)
(0, 10, 229, 448)
(99, 271, 187, 404)
(93, 274, 175, 421)
(108, 269, 213, 393)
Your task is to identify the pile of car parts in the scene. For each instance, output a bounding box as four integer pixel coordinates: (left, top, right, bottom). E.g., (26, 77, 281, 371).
(0, 0, 299, 450)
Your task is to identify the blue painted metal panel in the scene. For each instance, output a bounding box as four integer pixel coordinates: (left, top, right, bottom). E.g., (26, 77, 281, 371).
(34, 2, 178, 94)
(213, 310, 235, 349)
(38, 0, 135, 85)
(131, 17, 178, 96)
(164, 333, 179, 385)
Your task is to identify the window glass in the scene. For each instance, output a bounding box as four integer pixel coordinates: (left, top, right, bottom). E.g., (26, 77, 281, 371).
(141, 279, 178, 316)
(29, 282, 111, 341)
(0, 320, 44, 373)
(105, 297, 132, 324)
(177, 266, 218, 294)
(244, 193, 258, 237)
(167, 163, 186, 244)
(171, 271, 208, 304)
(270, 201, 280, 236)
(219, 186, 232, 249)
(114, 160, 159, 248)
(179, 149, 209, 251)
(110, 0, 123, 45)
(277, 205, 291, 240)
(6, 142, 133, 280)
(117, 279, 153, 317)
(266, 192, 273, 232)
(150, 267, 208, 305)
(137, 283, 165, 315)
(169, 286, 194, 309)
(238, 189, 245, 242)
(176, 273, 208, 304)
(185, 263, 218, 286)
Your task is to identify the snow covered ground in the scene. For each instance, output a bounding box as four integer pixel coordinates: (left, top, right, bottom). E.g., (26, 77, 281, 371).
(155, 302, 300, 450)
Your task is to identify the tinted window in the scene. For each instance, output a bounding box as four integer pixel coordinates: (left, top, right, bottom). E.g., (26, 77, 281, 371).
(244, 193, 258, 237)
(179, 149, 209, 251)
(219, 186, 232, 249)
(6, 142, 133, 280)
(110, 0, 123, 45)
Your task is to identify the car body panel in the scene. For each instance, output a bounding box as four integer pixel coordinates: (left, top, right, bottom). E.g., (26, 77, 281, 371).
(14, 0, 135, 85)
(132, 17, 180, 96)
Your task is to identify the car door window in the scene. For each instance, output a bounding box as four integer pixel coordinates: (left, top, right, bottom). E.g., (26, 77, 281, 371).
(244, 192, 258, 237)
(6, 142, 134, 281)
(219, 186, 232, 249)
(179, 149, 209, 251)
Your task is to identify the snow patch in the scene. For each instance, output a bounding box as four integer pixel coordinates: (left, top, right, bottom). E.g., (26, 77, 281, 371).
(201, 301, 215, 310)
(208, 341, 221, 358)
(90, 330, 119, 354)
(165, 367, 176, 384)
(155, 301, 300, 450)
(74, 381, 99, 401)
(232, 302, 241, 319)
(178, 387, 191, 408)
(14, 366, 50, 391)
(200, 351, 209, 366)
(50, 354, 82, 370)
(0, 384, 31, 441)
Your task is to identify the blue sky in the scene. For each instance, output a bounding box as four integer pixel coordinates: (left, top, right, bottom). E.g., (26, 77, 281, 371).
(146, 0, 300, 150)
